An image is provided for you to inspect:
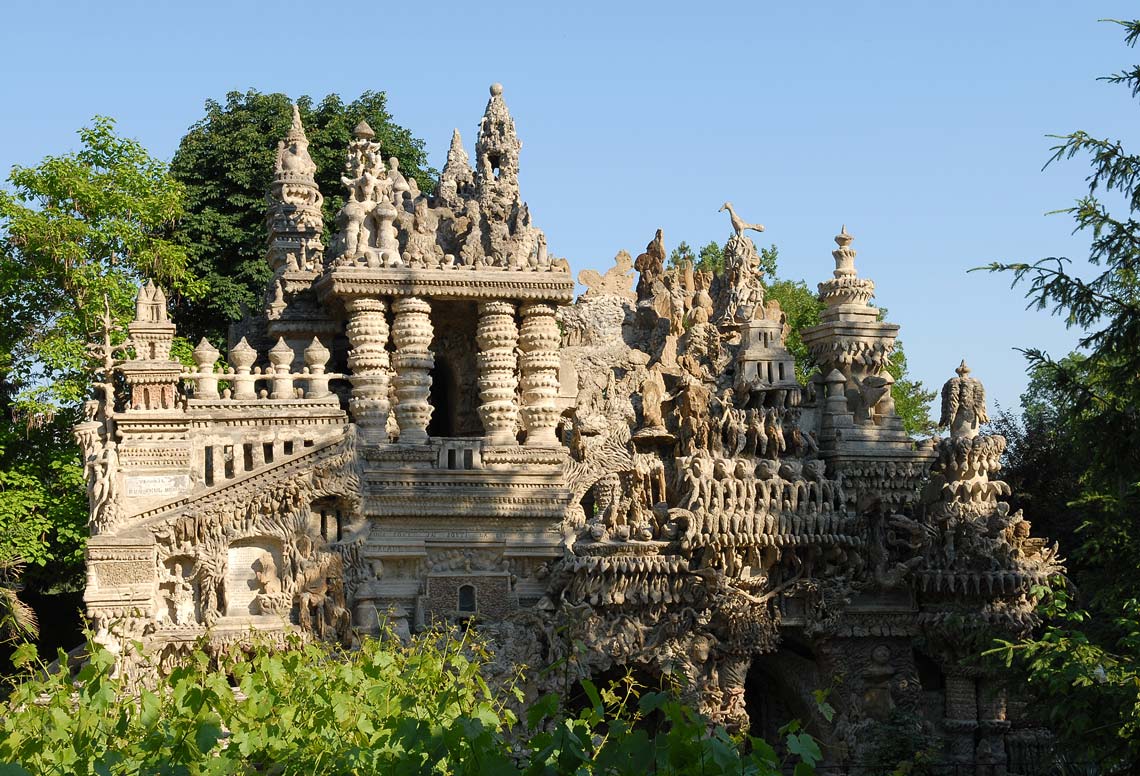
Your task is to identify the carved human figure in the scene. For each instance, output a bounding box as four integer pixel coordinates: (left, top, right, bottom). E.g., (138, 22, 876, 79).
(460, 201, 484, 267)
(254, 551, 281, 595)
(640, 363, 669, 430)
(387, 156, 411, 207)
(165, 563, 196, 626)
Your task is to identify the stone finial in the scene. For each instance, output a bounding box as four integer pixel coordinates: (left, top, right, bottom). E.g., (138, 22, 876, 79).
(228, 337, 257, 372)
(815, 225, 876, 315)
(832, 225, 857, 278)
(303, 337, 331, 371)
(353, 120, 375, 140)
(268, 337, 294, 369)
(192, 338, 219, 369)
(286, 104, 307, 143)
(940, 360, 989, 439)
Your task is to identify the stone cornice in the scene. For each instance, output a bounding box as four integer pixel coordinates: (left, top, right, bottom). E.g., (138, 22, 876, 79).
(317, 267, 574, 304)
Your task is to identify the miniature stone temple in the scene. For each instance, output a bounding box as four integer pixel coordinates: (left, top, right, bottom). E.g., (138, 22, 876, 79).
(77, 84, 1063, 768)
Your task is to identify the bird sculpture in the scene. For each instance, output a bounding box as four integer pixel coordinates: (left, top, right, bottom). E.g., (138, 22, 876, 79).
(719, 202, 765, 237)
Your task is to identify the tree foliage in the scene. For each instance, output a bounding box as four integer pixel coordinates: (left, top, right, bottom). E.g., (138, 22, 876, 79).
(169, 90, 436, 344)
(0, 118, 199, 594)
(0, 631, 821, 775)
(981, 19, 1140, 771)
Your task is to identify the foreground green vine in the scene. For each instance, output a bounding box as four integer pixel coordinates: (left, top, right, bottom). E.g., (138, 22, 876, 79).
(0, 630, 820, 775)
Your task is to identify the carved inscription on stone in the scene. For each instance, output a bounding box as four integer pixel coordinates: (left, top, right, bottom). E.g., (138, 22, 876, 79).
(125, 474, 191, 498)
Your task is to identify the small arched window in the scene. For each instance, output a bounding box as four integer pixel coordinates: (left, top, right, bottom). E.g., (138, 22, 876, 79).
(458, 584, 477, 614)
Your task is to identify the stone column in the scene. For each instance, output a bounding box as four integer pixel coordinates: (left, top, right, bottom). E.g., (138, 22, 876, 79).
(944, 671, 979, 767)
(518, 302, 561, 447)
(476, 301, 519, 446)
(345, 298, 392, 443)
(391, 297, 434, 444)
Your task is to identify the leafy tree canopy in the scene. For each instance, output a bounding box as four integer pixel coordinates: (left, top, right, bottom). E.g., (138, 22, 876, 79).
(982, 19, 1140, 770)
(169, 90, 437, 344)
(0, 117, 198, 594)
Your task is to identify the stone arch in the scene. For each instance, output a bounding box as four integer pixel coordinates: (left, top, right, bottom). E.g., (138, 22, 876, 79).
(744, 645, 836, 749)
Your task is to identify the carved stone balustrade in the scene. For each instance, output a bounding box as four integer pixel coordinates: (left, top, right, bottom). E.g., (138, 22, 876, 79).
(391, 296, 434, 444)
(345, 298, 392, 442)
(476, 301, 519, 446)
(518, 302, 560, 447)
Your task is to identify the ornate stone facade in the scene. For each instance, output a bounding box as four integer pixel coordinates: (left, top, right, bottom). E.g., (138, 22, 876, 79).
(80, 85, 1060, 769)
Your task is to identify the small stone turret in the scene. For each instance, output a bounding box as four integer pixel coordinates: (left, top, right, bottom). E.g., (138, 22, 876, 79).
(267, 104, 323, 275)
(120, 281, 181, 411)
(475, 83, 522, 192)
(261, 103, 338, 364)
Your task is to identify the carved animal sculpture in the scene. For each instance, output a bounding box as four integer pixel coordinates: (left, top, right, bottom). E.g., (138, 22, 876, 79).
(719, 202, 765, 237)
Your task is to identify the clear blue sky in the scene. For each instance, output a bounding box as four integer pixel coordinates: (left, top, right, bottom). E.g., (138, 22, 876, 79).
(2, 1, 1135, 417)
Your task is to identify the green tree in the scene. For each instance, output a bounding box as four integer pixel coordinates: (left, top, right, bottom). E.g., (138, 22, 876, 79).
(982, 19, 1140, 770)
(169, 90, 436, 344)
(0, 116, 197, 592)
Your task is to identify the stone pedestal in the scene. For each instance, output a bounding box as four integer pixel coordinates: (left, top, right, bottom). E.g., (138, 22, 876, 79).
(391, 297, 434, 444)
(518, 303, 560, 447)
(476, 301, 520, 446)
(345, 299, 392, 442)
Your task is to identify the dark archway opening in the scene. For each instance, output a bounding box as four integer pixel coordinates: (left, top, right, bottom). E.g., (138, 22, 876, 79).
(427, 359, 455, 438)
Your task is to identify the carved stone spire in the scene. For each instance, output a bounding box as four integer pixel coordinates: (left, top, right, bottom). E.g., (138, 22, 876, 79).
(266, 103, 324, 276)
(475, 83, 522, 191)
(438, 128, 474, 207)
(444, 129, 471, 178)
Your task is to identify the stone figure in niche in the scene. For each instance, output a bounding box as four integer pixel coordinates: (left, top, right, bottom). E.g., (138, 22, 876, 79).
(195, 549, 227, 627)
(254, 551, 281, 595)
(639, 364, 670, 431)
(857, 373, 895, 423)
(338, 185, 374, 259)
(163, 563, 196, 626)
(460, 200, 484, 267)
